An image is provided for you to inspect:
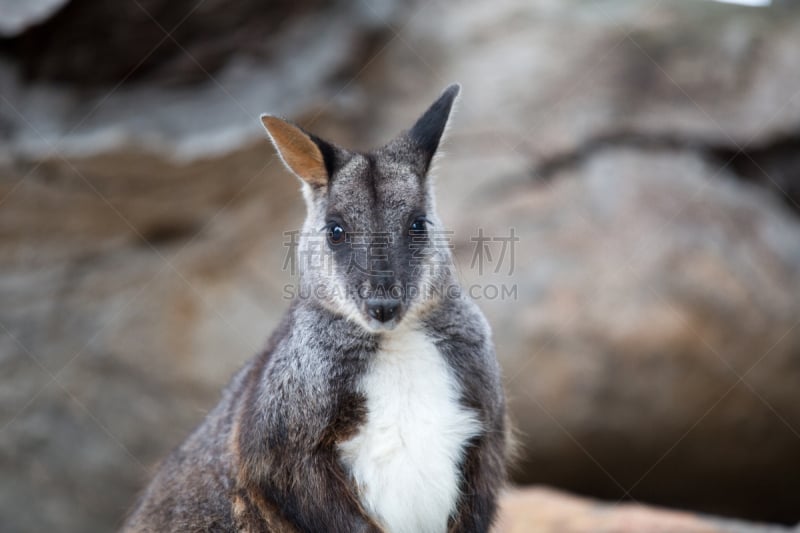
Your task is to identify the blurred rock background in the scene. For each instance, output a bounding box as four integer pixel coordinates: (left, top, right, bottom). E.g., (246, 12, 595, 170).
(1, 0, 800, 531)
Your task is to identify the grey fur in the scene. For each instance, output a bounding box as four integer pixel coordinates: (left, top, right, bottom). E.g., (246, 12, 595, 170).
(122, 84, 507, 533)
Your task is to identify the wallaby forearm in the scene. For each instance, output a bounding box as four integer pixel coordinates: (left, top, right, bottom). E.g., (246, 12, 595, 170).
(232, 341, 381, 532)
(232, 476, 382, 533)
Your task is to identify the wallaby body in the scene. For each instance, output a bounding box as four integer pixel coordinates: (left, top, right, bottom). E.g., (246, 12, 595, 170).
(123, 85, 506, 533)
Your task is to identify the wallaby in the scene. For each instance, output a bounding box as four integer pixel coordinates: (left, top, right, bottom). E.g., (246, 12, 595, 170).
(123, 84, 507, 533)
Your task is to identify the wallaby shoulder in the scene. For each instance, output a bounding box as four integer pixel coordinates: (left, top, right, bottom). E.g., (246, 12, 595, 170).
(423, 295, 504, 416)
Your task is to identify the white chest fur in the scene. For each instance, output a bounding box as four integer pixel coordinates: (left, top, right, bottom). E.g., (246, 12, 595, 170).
(338, 328, 481, 533)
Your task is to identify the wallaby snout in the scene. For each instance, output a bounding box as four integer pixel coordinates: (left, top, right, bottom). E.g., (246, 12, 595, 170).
(365, 297, 401, 324)
(362, 274, 405, 328)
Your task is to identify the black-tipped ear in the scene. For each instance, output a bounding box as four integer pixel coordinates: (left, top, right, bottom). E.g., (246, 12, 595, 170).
(406, 83, 460, 172)
(260, 115, 342, 187)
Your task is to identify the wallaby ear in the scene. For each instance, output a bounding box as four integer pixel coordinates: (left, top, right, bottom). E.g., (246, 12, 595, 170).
(405, 83, 460, 172)
(261, 115, 338, 187)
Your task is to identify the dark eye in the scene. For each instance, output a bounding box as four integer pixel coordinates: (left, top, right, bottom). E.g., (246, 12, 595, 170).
(327, 223, 346, 246)
(409, 218, 428, 235)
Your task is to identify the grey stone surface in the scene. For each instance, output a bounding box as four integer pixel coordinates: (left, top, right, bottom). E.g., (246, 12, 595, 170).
(0, 0, 69, 37)
(1, 0, 799, 531)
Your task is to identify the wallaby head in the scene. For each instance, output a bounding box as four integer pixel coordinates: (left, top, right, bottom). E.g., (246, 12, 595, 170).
(261, 84, 460, 331)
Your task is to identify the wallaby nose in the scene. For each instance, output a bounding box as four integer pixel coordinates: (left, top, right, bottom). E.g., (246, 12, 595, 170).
(366, 298, 401, 323)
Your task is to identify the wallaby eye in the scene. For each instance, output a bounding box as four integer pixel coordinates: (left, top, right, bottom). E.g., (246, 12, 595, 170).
(327, 223, 346, 246)
(409, 218, 428, 235)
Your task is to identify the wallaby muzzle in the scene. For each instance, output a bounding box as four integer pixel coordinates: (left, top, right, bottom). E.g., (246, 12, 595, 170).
(365, 298, 401, 325)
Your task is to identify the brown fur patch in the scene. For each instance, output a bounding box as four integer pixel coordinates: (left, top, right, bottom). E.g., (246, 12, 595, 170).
(320, 391, 368, 448)
(261, 116, 328, 186)
(233, 487, 295, 533)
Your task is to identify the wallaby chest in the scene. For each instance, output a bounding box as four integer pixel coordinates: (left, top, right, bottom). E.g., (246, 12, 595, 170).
(338, 328, 481, 533)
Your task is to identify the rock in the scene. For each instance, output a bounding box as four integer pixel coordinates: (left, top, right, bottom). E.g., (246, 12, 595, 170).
(495, 487, 795, 533)
(468, 148, 800, 522)
(2, 0, 800, 531)
(0, 0, 69, 38)
(0, 0, 374, 84)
